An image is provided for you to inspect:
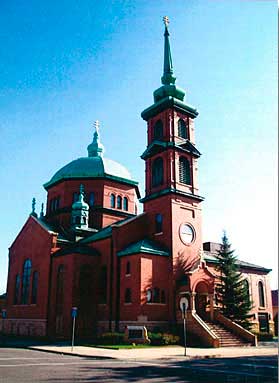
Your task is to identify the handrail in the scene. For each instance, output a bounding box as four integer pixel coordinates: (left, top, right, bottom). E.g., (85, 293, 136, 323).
(191, 312, 220, 347)
(214, 310, 257, 346)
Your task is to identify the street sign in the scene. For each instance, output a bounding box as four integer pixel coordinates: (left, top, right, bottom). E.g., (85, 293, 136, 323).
(71, 307, 78, 318)
(179, 297, 189, 314)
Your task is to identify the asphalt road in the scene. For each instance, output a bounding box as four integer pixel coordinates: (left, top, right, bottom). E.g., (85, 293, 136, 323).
(0, 348, 277, 383)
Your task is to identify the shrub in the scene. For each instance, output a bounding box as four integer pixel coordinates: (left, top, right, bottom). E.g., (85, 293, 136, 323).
(253, 332, 274, 342)
(98, 332, 125, 345)
(148, 332, 180, 346)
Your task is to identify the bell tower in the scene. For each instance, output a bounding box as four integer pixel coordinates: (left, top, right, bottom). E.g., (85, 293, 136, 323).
(141, 17, 204, 273)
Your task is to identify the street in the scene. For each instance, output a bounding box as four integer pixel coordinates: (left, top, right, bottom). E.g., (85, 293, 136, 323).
(0, 348, 277, 382)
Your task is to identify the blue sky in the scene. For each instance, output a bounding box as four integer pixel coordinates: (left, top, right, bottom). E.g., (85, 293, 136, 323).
(0, 0, 277, 294)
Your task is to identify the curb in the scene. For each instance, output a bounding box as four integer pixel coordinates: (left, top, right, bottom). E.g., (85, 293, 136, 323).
(27, 346, 115, 359)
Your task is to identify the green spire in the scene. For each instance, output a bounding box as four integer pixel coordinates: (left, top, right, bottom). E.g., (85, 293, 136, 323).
(161, 16, 176, 86)
(87, 120, 105, 157)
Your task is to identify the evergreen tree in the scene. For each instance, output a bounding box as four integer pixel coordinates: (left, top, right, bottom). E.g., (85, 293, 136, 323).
(215, 232, 253, 330)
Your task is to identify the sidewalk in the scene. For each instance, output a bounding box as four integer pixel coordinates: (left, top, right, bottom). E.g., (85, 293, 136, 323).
(29, 343, 278, 360)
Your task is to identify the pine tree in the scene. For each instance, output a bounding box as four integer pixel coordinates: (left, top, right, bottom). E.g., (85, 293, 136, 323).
(215, 232, 253, 330)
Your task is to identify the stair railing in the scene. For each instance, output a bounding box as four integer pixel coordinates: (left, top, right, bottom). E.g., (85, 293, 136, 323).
(214, 310, 257, 346)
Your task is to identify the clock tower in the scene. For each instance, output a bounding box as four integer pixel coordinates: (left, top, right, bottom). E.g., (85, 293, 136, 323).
(141, 17, 204, 297)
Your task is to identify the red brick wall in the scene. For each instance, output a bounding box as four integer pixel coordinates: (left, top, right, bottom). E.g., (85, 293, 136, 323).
(6, 216, 54, 322)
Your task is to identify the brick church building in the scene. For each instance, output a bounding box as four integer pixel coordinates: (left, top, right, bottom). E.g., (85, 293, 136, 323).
(3, 20, 274, 346)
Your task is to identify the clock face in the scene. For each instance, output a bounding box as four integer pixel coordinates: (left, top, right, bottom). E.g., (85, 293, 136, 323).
(179, 223, 195, 245)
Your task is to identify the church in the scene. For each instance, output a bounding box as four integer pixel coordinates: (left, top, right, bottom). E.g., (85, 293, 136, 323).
(3, 19, 274, 346)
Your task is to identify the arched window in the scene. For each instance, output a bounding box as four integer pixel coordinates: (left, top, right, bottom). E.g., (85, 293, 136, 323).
(258, 281, 265, 307)
(21, 259, 32, 304)
(161, 290, 166, 303)
(31, 271, 38, 304)
(14, 274, 20, 305)
(152, 157, 164, 187)
(126, 261, 131, 275)
(153, 287, 160, 303)
(243, 280, 250, 303)
(146, 289, 152, 303)
(56, 265, 65, 315)
(179, 157, 191, 185)
(79, 265, 93, 312)
(89, 192, 95, 206)
(123, 197, 128, 211)
(155, 214, 163, 233)
(117, 196, 122, 209)
(125, 288, 132, 303)
(178, 118, 187, 139)
(153, 120, 163, 140)
(110, 194, 116, 208)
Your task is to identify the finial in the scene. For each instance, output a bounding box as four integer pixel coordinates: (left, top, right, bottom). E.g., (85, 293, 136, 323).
(163, 16, 169, 27)
(30, 197, 38, 217)
(94, 120, 100, 134)
(32, 198, 36, 213)
(87, 120, 105, 157)
(40, 203, 44, 219)
(161, 16, 176, 86)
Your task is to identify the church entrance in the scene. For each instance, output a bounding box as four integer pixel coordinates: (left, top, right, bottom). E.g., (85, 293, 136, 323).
(195, 281, 209, 319)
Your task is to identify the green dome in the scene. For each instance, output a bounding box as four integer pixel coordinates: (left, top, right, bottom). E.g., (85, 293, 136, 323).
(44, 156, 133, 189)
(44, 125, 137, 190)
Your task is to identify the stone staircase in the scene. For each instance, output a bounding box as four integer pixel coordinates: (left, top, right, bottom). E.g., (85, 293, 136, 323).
(203, 320, 251, 347)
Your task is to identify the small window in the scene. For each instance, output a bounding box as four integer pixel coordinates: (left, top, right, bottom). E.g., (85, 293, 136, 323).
(126, 261, 131, 275)
(153, 120, 163, 140)
(123, 197, 128, 211)
(117, 196, 122, 209)
(258, 281, 265, 307)
(31, 271, 38, 304)
(155, 214, 163, 233)
(14, 274, 20, 305)
(89, 192, 95, 206)
(72, 192, 79, 203)
(147, 289, 152, 303)
(75, 216, 81, 224)
(153, 287, 160, 303)
(179, 157, 191, 185)
(161, 290, 166, 303)
(110, 194, 116, 208)
(125, 288, 132, 303)
(152, 157, 164, 187)
(178, 118, 187, 139)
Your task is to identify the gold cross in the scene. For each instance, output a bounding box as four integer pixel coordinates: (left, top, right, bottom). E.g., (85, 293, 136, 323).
(94, 120, 100, 133)
(163, 16, 169, 27)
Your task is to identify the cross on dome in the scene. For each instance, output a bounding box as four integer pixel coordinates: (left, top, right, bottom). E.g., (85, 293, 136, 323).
(163, 16, 169, 27)
(94, 120, 100, 133)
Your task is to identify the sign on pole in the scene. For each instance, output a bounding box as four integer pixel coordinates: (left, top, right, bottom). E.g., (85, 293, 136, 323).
(71, 307, 77, 352)
(1, 309, 7, 319)
(179, 297, 189, 357)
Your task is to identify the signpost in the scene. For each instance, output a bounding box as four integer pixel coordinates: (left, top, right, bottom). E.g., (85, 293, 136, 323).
(71, 307, 77, 352)
(179, 297, 188, 356)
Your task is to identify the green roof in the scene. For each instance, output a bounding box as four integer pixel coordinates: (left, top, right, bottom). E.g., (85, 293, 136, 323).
(44, 157, 138, 189)
(204, 252, 271, 273)
(117, 239, 170, 257)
